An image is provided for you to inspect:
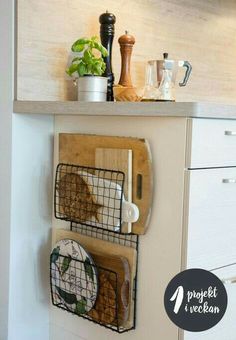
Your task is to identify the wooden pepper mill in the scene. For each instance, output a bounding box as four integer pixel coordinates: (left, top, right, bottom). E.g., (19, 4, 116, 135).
(118, 31, 135, 87)
(99, 11, 116, 101)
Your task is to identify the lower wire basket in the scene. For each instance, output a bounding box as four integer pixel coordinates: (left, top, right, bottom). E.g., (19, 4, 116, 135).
(50, 251, 136, 333)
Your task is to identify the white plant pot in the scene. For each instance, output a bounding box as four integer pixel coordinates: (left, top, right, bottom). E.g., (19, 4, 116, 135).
(77, 76, 108, 102)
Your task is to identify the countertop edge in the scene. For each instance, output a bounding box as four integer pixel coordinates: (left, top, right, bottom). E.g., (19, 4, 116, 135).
(13, 100, 236, 119)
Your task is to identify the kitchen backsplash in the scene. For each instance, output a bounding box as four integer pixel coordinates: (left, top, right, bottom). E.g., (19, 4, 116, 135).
(17, 0, 236, 103)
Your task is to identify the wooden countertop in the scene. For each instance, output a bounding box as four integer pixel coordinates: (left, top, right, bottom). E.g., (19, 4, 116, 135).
(13, 101, 236, 119)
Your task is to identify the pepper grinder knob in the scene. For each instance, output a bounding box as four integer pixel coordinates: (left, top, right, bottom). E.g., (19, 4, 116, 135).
(118, 31, 135, 87)
(99, 11, 116, 101)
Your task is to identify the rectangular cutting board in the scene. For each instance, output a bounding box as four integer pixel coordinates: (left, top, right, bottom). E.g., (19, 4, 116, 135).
(90, 251, 131, 326)
(52, 228, 137, 328)
(59, 133, 153, 235)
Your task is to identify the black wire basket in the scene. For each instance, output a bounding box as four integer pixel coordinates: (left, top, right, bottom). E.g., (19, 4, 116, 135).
(50, 251, 136, 333)
(54, 163, 125, 233)
(52, 163, 139, 333)
(70, 222, 139, 333)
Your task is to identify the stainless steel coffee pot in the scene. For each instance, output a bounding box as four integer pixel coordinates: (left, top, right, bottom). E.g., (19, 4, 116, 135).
(142, 53, 192, 101)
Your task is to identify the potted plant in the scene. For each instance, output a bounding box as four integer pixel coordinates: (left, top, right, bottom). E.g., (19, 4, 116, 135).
(66, 36, 108, 102)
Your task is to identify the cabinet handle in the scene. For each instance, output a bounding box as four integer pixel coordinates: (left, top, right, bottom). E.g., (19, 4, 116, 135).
(222, 178, 236, 183)
(222, 277, 236, 284)
(225, 130, 236, 136)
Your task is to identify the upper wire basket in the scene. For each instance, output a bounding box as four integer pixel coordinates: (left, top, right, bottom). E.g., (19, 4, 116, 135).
(54, 163, 125, 233)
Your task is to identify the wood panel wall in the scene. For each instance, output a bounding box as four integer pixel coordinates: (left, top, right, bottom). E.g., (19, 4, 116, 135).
(17, 0, 236, 103)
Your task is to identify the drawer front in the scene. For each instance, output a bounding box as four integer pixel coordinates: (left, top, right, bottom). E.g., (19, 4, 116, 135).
(188, 118, 236, 168)
(186, 167, 236, 270)
(184, 264, 236, 340)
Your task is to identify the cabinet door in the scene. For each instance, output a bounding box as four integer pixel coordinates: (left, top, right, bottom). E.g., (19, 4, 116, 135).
(184, 264, 236, 340)
(186, 167, 236, 270)
(188, 118, 236, 168)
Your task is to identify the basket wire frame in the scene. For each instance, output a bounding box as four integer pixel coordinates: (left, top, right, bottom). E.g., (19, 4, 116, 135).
(52, 163, 139, 333)
(50, 254, 121, 330)
(54, 163, 125, 233)
(71, 222, 138, 249)
(70, 222, 139, 333)
(50, 229, 139, 333)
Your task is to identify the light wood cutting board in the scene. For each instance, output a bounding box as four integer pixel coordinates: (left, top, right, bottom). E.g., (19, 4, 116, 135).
(90, 251, 131, 326)
(52, 228, 137, 328)
(59, 133, 153, 235)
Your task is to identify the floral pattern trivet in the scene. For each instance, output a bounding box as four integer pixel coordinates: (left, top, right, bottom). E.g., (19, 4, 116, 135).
(50, 239, 98, 315)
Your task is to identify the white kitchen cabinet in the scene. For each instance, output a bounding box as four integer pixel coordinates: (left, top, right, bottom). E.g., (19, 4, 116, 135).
(182, 118, 236, 340)
(186, 167, 236, 270)
(187, 118, 236, 168)
(51, 115, 188, 340)
(50, 115, 236, 340)
(184, 264, 236, 340)
(5, 108, 236, 340)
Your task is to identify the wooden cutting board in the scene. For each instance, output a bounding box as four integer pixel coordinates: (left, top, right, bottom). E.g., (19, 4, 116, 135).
(59, 133, 153, 235)
(95, 148, 132, 233)
(89, 251, 131, 326)
(52, 228, 137, 328)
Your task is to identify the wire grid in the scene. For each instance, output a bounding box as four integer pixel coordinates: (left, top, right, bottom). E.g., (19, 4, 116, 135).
(50, 253, 133, 332)
(71, 221, 139, 333)
(54, 163, 125, 233)
(71, 222, 139, 249)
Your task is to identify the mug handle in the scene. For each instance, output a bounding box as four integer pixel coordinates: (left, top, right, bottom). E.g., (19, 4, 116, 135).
(179, 61, 192, 87)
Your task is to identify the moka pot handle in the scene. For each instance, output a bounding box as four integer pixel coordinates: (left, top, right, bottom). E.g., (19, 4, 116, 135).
(179, 61, 192, 87)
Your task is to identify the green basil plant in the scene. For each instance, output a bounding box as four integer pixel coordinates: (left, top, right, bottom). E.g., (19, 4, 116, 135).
(66, 36, 108, 77)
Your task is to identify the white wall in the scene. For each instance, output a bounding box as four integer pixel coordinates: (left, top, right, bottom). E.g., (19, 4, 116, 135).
(0, 0, 13, 338)
(0, 0, 54, 339)
(8, 114, 54, 340)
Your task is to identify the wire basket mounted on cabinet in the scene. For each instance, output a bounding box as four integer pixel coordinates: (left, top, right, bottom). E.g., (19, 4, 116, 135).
(51, 134, 152, 333)
(50, 254, 122, 331)
(50, 226, 139, 333)
(54, 163, 139, 234)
